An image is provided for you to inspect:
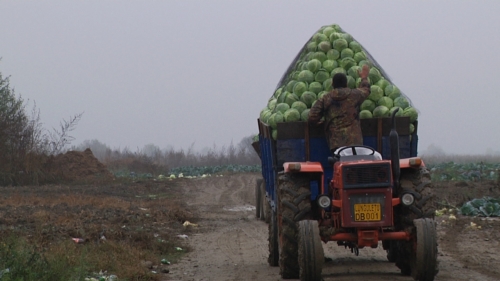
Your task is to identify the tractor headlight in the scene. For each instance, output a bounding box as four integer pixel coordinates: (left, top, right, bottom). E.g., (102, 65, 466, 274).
(317, 195, 331, 208)
(401, 193, 415, 206)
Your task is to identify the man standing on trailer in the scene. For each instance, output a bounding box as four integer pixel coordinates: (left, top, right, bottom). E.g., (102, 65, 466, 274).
(308, 64, 371, 154)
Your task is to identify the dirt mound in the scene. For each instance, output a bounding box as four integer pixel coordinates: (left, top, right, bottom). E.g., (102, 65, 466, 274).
(44, 148, 114, 183)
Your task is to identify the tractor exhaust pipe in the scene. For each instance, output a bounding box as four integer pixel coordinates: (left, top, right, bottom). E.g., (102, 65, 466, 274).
(390, 109, 401, 189)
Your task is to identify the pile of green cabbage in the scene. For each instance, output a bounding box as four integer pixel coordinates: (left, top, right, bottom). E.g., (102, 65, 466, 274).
(259, 24, 418, 140)
(459, 197, 500, 217)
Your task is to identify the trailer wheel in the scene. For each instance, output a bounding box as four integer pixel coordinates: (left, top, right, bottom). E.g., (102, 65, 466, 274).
(268, 209, 279, 266)
(255, 178, 263, 219)
(410, 218, 438, 281)
(398, 166, 436, 226)
(278, 173, 312, 279)
(260, 180, 270, 223)
(298, 220, 324, 281)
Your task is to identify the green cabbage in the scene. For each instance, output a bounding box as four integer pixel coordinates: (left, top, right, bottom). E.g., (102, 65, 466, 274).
(347, 66, 360, 80)
(301, 109, 310, 121)
(314, 70, 330, 83)
(360, 110, 373, 119)
(300, 91, 317, 107)
(322, 60, 337, 72)
(389, 106, 404, 117)
(347, 76, 356, 89)
(340, 57, 356, 70)
(306, 42, 317, 52)
(298, 70, 314, 83)
(375, 79, 390, 92)
(284, 108, 301, 122)
(307, 59, 322, 73)
(286, 80, 297, 92)
(322, 26, 335, 38)
(309, 81, 323, 94)
(377, 96, 394, 108)
(274, 87, 283, 98)
(368, 67, 382, 84)
(329, 32, 343, 43)
(318, 41, 332, 53)
(326, 49, 340, 60)
(274, 103, 290, 114)
(293, 82, 308, 97)
(361, 99, 376, 112)
(284, 93, 299, 107)
(349, 41, 362, 53)
(323, 78, 332, 91)
(368, 85, 384, 102)
(403, 107, 418, 122)
(313, 33, 328, 44)
(312, 52, 327, 63)
(340, 48, 354, 59)
(373, 105, 390, 117)
(268, 99, 277, 110)
(393, 96, 409, 109)
(291, 101, 307, 113)
(353, 52, 367, 63)
(332, 38, 348, 51)
(331, 67, 346, 76)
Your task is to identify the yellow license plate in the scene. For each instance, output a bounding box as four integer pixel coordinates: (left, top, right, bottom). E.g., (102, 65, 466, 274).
(354, 203, 381, 221)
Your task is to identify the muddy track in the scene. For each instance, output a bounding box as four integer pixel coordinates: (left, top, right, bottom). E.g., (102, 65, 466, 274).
(167, 173, 499, 281)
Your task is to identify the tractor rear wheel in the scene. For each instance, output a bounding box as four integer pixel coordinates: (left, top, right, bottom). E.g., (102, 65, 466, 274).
(410, 218, 438, 281)
(278, 173, 312, 279)
(255, 178, 262, 219)
(298, 220, 324, 281)
(267, 209, 279, 266)
(398, 166, 436, 226)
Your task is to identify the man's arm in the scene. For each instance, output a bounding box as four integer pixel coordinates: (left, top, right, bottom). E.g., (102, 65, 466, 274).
(357, 65, 371, 99)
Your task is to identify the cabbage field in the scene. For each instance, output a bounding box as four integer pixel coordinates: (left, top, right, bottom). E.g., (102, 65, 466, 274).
(427, 161, 500, 182)
(259, 23, 418, 139)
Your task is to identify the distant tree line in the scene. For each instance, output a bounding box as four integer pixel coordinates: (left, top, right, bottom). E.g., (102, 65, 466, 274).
(72, 136, 261, 176)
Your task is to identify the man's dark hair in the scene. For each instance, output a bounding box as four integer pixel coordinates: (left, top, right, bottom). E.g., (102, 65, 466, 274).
(332, 73, 348, 89)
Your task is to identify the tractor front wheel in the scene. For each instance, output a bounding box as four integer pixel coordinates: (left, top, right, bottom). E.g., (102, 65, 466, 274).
(298, 220, 324, 281)
(410, 218, 438, 281)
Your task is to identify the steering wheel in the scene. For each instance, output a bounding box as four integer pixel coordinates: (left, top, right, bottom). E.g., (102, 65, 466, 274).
(336, 145, 376, 156)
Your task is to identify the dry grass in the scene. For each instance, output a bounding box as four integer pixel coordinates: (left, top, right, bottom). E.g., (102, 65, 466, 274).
(0, 179, 192, 280)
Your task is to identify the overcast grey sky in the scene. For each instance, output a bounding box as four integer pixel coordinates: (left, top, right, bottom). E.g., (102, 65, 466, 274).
(1, 1, 499, 155)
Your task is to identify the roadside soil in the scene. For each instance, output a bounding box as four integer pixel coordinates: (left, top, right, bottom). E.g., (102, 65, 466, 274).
(167, 173, 500, 281)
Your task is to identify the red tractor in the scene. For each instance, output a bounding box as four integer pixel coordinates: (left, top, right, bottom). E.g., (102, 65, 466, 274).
(255, 111, 437, 281)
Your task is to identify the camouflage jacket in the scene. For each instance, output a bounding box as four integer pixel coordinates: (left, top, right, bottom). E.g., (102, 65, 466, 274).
(308, 78, 370, 151)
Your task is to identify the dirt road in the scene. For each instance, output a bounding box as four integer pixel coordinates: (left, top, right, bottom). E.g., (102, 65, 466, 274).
(167, 173, 500, 281)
